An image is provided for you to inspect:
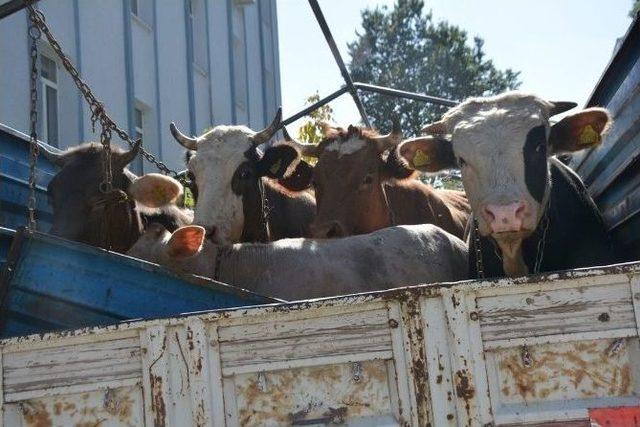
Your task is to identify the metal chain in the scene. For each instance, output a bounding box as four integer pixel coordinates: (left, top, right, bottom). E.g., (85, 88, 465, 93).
(533, 200, 550, 274)
(25, 5, 180, 180)
(26, 15, 41, 231)
(473, 217, 485, 279)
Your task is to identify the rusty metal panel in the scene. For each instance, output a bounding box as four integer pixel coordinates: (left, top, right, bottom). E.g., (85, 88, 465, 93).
(0, 263, 640, 426)
(4, 385, 144, 426)
(230, 360, 396, 425)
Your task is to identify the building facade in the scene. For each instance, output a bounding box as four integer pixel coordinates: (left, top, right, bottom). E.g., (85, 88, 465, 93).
(0, 0, 281, 172)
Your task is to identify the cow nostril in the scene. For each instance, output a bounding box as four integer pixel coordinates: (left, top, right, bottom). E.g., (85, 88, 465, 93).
(483, 207, 496, 223)
(515, 202, 527, 219)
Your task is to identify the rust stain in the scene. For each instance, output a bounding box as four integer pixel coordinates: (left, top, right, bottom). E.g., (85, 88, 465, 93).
(150, 374, 167, 427)
(235, 360, 392, 425)
(497, 338, 632, 403)
(22, 401, 52, 427)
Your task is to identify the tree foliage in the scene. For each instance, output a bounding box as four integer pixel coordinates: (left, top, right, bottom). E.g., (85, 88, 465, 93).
(296, 92, 335, 144)
(348, 0, 521, 135)
(631, 0, 640, 17)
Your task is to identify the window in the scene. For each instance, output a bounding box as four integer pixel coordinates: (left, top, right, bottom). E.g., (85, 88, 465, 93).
(40, 55, 59, 147)
(130, 0, 152, 26)
(189, 0, 208, 72)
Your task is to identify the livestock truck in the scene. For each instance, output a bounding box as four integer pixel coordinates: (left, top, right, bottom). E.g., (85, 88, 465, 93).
(1, 3, 640, 426)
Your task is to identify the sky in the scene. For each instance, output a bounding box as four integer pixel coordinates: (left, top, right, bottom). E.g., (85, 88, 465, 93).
(277, 0, 634, 135)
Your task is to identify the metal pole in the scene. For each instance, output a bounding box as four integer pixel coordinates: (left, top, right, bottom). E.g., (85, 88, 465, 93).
(281, 86, 349, 126)
(353, 82, 458, 108)
(0, 0, 40, 20)
(307, 0, 371, 127)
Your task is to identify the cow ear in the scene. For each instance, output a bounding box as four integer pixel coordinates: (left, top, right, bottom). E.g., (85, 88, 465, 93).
(396, 136, 456, 172)
(278, 160, 314, 192)
(549, 108, 612, 153)
(256, 144, 299, 178)
(166, 226, 205, 259)
(128, 173, 183, 208)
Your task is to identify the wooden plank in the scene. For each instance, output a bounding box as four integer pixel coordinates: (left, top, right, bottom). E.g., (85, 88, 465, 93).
(442, 287, 493, 426)
(218, 308, 392, 370)
(388, 301, 419, 426)
(185, 319, 214, 427)
(141, 325, 172, 427)
(3, 337, 142, 395)
(483, 328, 638, 350)
(206, 324, 226, 427)
(420, 296, 457, 426)
(478, 282, 634, 343)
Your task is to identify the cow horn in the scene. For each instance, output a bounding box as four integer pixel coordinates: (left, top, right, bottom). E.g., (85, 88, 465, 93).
(252, 107, 282, 145)
(170, 122, 198, 150)
(39, 143, 66, 167)
(549, 101, 578, 117)
(421, 120, 448, 135)
(114, 139, 142, 169)
(373, 117, 403, 152)
(281, 126, 322, 158)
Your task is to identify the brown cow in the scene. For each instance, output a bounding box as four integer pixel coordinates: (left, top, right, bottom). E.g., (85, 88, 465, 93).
(281, 124, 471, 239)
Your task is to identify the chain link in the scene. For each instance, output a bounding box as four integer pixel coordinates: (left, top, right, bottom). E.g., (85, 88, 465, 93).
(27, 16, 41, 231)
(25, 5, 180, 180)
(473, 217, 485, 279)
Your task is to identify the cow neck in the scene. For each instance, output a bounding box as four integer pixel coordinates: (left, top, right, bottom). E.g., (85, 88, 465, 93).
(474, 197, 550, 278)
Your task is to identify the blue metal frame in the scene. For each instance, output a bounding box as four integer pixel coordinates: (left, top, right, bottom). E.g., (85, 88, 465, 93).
(184, 0, 197, 134)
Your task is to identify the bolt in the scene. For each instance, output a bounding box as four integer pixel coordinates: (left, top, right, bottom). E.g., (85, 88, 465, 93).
(469, 311, 479, 321)
(388, 318, 399, 328)
(598, 312, 610, 322)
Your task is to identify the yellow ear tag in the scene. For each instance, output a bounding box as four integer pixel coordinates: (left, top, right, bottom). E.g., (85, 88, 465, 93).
(412, 149, 430, 167)
(270, 158, 282, 175)
(579, 125, 601, 146)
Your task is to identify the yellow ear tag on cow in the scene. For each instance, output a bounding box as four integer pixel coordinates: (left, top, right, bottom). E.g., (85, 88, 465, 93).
(270, 158, 282, 175)
(412, 149, 430, 167)
(579, 125, 601, 146)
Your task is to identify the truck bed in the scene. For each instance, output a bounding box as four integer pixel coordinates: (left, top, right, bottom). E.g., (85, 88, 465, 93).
(1, 262, 638, 426)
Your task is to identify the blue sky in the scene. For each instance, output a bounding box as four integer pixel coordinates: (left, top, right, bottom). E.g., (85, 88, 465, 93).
(277, 0, 633, 134)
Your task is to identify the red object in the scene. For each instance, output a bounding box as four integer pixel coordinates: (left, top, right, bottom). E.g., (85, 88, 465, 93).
(590, 406, 640, 427)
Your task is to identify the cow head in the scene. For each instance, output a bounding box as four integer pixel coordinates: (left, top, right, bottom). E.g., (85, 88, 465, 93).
(41, 142, 182, 251)
(170, 109, 302, 244)
(395, 92, 611, 274)
(279, 121, 403, 238)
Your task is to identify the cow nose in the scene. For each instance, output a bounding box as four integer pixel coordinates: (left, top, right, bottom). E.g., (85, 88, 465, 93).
(482, 201, 527, 233)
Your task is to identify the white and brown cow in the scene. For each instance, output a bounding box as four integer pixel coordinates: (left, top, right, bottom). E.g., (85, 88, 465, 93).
(169, 110, 315, 244)
(395, 91, 621, 277)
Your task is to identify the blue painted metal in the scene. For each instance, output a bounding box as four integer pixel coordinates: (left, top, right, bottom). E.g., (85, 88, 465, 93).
(0, 125, 57, 233)
(0, 228, 14, 267)
(204, 0, 214, 125)
(152, 0, 164, 162)
(571, 14, 640, 259)
(0, 228, 278, 338)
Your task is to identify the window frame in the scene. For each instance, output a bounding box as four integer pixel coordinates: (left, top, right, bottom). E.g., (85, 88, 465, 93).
(40, 55, 59, 147)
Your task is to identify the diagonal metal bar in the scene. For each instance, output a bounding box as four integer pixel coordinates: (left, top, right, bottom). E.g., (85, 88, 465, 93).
(282, 86, 349, 127)
(0, 0, 40, 20)
(307, 0, 371, 127)
(354, 82, 458, 107)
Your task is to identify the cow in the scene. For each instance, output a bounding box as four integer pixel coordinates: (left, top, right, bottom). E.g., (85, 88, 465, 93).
(169, 109, 316, 244)
(393, 91, 621, 278)
(40, 141, 192, 253)
(280, 123, 471, 239)
(127, 223, 468, 300)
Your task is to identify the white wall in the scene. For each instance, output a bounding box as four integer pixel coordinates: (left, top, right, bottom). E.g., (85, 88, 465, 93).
(0, 0, 281, 173)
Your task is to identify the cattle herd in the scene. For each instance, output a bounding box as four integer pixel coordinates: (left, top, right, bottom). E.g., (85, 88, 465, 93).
(40, 91, 621, 300)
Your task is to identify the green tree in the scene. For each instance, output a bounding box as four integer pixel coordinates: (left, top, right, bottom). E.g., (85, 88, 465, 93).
(348, 0, 521, 135)
(296, 92, 335, 145)
(631, 0, 640, 17)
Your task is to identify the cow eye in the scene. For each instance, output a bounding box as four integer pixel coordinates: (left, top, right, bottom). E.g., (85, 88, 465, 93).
(363, 174, 373, 185)
(457, 157, 467, 167)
